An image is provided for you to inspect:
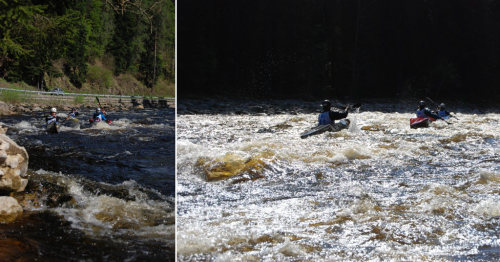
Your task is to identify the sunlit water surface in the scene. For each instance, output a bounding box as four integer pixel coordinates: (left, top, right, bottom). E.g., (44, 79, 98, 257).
(0, 108, 175, 261)
(177, 103, 500, 261)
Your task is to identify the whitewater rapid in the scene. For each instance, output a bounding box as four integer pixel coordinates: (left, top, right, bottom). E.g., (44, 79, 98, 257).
(177, 103, 500, 261)
(0, 108, 175, 261)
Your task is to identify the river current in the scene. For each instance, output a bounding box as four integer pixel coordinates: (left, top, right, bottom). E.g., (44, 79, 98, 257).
(0, 108, 175, 261)
(177, 100, 500, 261)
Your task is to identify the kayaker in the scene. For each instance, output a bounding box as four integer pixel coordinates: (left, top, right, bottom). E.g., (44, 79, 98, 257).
(45, 107, 61, 125)
(416, 101, 441, 120)
(65, 108, 79, 121)
(318, 100, 350, 125)
(436, 103, 450, 118)
(93, 108, 107, 122)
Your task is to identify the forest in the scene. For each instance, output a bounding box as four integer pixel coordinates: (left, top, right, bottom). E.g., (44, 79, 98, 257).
(179, 0, 500, 101)
(0, 0, 175, 96)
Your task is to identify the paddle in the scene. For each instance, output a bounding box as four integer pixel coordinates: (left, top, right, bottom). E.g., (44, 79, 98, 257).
(96, 97, 106, 115)
(96, 97, 112, 124)
(333, 102, 362, 111)
(425, 97, 452, 125)
(440, 118, 452, 125)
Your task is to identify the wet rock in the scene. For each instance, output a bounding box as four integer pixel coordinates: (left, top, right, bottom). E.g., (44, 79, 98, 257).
(136, 105, 145, 109)
(0, 196, 23, 223)
(0, 134, 29, 193)
(197, 153, 268, 181)
(15, 106, 30, 113)
(32, 106, 43, 112)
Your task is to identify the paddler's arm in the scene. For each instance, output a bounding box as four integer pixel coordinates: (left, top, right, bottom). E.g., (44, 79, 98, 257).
(329, 110, 348, 121)
(424, 110, 441, 119)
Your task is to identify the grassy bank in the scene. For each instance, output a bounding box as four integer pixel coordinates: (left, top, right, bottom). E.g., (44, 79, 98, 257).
(0, 59, 175, 99)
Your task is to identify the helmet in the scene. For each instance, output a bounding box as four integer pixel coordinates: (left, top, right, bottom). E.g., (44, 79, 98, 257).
(419, 101, 426, 107)
(440, 103, 445, 109)
(96, 108, 101, 112)
(51, 107, 57, 113)
(72, 108, 77, 111)
(321, 100, 332, 111)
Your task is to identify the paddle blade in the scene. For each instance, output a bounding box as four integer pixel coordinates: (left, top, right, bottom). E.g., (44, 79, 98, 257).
(351, 103, 362, 109)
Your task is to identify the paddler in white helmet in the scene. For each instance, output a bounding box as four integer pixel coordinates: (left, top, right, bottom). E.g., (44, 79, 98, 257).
(45, 107, 61, 125)
(92, 107, 107, 122)
(318, 100, 350, 125)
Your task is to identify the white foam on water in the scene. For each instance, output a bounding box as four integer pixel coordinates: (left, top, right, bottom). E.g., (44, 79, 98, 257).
(13, 120, 36, 130)
(177, 108, 500, 261)
(30, 170, 174, 241)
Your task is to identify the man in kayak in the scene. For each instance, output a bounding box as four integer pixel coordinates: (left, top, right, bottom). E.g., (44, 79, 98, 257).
(416, 101, 441, 120)
(93, 108, 107, 122)
(65, 108, 79, 121)
(436, 103, 450, 119)
(46, 107, 61, 125)
(318, 100, 350, 125)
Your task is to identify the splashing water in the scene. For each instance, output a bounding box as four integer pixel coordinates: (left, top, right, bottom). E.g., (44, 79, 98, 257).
(0, 108, 175, 261)
(177, 102, 500, 261)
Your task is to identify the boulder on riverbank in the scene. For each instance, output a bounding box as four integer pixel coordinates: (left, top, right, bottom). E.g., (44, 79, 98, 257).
(0, 134, 29, 194)
(0, 132, 28, 223)
(0, 196, 23, 223)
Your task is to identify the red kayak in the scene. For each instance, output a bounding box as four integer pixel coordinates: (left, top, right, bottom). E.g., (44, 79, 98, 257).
(410, 117, 435, 129)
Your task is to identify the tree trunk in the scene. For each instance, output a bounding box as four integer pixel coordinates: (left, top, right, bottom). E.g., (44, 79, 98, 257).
(152, 29, 157, 92)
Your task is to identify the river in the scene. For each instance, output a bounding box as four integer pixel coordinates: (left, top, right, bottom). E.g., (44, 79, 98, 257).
(177, 100, 500, 261)
(0, 108, 175, 262)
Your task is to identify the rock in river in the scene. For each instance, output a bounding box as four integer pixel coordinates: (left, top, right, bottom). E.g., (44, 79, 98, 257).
(0, 196, 23, 223)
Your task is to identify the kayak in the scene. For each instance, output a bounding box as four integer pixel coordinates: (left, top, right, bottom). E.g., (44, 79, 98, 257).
(89, 119, 113, 125)
(441, 115, 451, 120)
(67, 117, 79, 128)
(410, 117, 435, 129)
(300, 119, 350, 139)
(46, 122, 59, 134)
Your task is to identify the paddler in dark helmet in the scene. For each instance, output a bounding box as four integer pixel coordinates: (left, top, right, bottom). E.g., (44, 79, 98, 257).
(416, 101, 441, 120)
(436, 103, 450, 118)
(65, 108, 79, 121)
(318, 100, 350, 125)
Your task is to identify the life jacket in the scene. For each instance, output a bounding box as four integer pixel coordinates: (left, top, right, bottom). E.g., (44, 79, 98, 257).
(46, 115, 58, 125)
(416, 109, 428, 118)
(318, 111, 332, 125)
(437, 110, 448, 117)
(93, 113, 105, 121)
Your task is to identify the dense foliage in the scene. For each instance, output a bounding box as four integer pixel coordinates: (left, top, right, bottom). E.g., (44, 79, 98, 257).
(0, 0, 175, 92)
(179, 0, 500, 101)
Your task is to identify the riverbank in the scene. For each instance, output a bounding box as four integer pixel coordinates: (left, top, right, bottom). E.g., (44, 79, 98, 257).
(0, 94, 174, 116)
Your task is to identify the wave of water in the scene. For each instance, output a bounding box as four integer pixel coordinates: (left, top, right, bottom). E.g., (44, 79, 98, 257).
(177, 104, 500, 261)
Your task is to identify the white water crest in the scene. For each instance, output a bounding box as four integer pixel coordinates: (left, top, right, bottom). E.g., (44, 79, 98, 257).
(177, 103, 500, 261)
(32, 169, 175, 243)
